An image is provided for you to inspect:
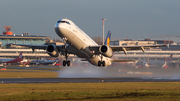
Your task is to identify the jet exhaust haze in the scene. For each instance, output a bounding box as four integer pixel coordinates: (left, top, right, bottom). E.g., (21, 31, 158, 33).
(58, 61, 180, 79)
(58, 63, 108, 78)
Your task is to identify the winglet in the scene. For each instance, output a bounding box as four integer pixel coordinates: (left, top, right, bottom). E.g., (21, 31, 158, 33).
(104, 30, 111, 46)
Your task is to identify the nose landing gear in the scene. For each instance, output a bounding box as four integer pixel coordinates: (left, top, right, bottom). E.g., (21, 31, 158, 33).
(63, 60, 70, 66)
(62, 37, 71, 67)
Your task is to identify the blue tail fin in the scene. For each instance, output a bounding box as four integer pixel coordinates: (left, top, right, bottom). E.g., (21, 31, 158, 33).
(104, 30, 111, 46)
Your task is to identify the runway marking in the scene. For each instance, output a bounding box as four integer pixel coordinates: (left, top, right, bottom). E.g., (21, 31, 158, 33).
(127, 71, 152, 75)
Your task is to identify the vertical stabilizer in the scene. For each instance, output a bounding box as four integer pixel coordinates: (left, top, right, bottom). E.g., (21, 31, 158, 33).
(167, 54, 173, 61)
(17, 52, 23, 59)
(104, 30, 111, 46)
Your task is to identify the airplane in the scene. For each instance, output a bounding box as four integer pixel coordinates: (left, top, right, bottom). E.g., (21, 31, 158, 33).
(0, 52, 23, 64)
(136, 54, 173, 68)
(30, 59, 58, 65)
(12, 18, 167, 67)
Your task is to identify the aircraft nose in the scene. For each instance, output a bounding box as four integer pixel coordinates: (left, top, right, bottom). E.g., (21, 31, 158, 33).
(55, 22, 59, 29)
(54, 22, 60, 34)
(55, 19, 61, 29)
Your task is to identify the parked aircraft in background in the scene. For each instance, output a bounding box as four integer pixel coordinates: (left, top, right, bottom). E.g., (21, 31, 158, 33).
(13, 18, 167, 67)
(30, 59, 59, 65)
(0, 52, 23, 64)
(136, 54, 173, 68)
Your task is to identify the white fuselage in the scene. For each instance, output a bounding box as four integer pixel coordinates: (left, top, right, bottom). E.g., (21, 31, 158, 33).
(55, 19, 112, 66)
(0, 58, 14, 63)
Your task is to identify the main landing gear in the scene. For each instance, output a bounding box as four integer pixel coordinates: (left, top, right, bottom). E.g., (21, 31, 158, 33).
(98, 61, 105, 67)
(98, 55, 105, 67)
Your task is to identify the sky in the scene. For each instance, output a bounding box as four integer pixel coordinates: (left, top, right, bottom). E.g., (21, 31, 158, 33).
(1, 0, 180, 42)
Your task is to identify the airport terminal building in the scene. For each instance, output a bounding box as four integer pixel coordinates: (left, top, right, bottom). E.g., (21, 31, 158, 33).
(0, 33, 51, 49)
(110, 38, 173, 46)
(0, 31, 65, 60)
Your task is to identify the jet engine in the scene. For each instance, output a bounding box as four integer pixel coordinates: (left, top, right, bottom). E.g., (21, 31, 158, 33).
(46, 45, 59, 57)
(99, 45, 113, 57)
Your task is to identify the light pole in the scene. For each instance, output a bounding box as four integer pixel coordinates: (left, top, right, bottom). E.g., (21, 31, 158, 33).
(101, 18, 106, 45)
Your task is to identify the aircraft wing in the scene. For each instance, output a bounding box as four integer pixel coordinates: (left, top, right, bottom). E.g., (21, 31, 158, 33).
(12, 44, 48, 50)
(110, 44, 167, 54)
(89, 44, 167, 55)
(12, 44, 73, 54)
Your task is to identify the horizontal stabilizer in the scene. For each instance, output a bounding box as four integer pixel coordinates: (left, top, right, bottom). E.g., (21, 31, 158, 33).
(111, 59, 136, 62)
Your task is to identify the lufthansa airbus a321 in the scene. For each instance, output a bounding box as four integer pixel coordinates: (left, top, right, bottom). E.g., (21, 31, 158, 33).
(13, 18, 167, 67)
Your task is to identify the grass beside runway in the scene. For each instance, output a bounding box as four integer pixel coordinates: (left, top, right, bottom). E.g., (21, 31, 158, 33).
(0, 67, 59, 78)
(0, 82, 180, 101)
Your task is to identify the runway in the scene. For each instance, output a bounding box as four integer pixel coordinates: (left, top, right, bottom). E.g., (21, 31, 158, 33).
(1, 77, 180, 83)
(1, 65, 180, 83)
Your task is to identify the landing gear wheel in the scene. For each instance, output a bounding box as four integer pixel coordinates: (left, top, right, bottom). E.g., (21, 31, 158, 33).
(67, 60, 70, 66)
(98, 61, 101, 67)
(63, 60, 66, 66)
(102, 61, 105, 67)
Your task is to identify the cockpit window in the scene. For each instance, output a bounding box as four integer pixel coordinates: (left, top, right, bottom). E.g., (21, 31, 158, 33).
(57, 21, 70, 25)
(66, 21, 70, 25)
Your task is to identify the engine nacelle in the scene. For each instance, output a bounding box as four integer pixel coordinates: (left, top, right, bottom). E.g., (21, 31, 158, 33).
(99, 45, 113, 58)
(46, 45, 59, 57)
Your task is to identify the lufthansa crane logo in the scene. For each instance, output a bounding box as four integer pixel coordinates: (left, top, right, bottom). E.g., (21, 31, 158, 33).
(107, 38, 110, 46)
